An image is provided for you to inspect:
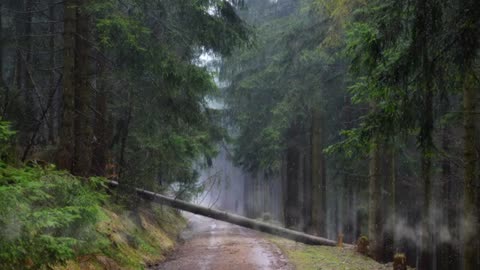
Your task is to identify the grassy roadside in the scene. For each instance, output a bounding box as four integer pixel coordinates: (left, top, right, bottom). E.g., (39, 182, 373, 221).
(268, 237, 395, 270)
(55, 203, 186, 270)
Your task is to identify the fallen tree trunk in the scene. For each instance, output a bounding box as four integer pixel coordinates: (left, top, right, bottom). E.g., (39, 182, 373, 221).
(107, 180, 338, 246)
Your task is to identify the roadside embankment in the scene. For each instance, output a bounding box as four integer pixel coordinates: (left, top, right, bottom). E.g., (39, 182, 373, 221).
(55, 204, 186, 270)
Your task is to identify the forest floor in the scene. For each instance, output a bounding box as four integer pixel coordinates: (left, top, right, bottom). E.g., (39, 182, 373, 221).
(151, 213, 292, 270)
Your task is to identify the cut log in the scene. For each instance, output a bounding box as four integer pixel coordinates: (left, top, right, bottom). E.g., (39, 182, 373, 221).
(107, 180, 338, 246)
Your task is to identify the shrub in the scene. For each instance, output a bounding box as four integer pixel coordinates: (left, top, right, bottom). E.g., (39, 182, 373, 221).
(0, 164, 108, 269)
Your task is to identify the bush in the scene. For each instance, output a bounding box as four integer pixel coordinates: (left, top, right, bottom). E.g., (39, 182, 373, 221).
(0, 162, 107, 269)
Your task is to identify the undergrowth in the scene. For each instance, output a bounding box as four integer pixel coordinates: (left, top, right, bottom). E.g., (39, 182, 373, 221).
(0, 121, 185, 269)
(0, 162, 107, 269)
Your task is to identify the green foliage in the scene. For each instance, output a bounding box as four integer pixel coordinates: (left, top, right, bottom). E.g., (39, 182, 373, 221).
(223, 0, 347, 172)
(88, 0, 250, 195)
(0, 165, 107, 269)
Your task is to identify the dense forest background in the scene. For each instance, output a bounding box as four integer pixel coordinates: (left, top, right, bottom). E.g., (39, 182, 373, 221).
(217, 0, 479, 269)
(0, 0, 478, 269)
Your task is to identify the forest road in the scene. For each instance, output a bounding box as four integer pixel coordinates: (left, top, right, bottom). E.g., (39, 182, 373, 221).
(151, 213, 293, 270)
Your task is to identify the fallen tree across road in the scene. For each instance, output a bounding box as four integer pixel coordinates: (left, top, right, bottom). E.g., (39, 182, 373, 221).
(107, 180, 340, 246)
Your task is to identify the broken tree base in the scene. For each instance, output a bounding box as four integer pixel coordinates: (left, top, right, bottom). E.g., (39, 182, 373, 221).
(108, 180, 339, 246)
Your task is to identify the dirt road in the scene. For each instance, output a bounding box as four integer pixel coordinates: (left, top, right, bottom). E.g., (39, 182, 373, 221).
(152, 213, 292, 270)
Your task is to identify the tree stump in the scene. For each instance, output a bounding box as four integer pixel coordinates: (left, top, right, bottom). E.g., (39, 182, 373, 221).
(337, 233, 344, 247)
(393, 253, 407, 270)
(356, 236, 369, 255)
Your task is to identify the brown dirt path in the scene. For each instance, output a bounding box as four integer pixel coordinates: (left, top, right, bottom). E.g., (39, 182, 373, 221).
(151, 213, 293, 270)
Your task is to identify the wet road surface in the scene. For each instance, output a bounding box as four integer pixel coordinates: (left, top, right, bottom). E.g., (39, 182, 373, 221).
(152, 213, 292, 270)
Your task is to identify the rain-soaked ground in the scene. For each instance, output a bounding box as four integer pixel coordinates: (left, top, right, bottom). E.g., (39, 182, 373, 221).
(151, 213, 292, 270)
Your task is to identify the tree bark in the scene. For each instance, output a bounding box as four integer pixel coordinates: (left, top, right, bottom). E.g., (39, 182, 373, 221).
(72, 0, 93, 176)
(310, 109, 327, 236)
(419, 96, 433, 270)
(285, 139, 300, 229)
(57, 0, 76, 170)
(417, 0, 435, 266)
(107, 180, 340, 247)
(383, 145, 396, 261)
(48, 0, 58, 144)
(284, 121, 303, 229)
(463, 72, 478, 270)
(437, 98, 458, 270)
(23, 0, 38, 138)
(91, 54, 108, 176)
(368, 137, 382, 260)
(118, 100, 132, 179)
(390, 147, 396, 242)
(0, 2, 8, 114)
(303, 138, 312, 233)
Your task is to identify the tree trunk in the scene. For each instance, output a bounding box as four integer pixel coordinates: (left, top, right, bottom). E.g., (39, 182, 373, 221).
(107, 180, 340, 246)
(390, 147, 396, 243)
(419, 93, 433, 270)
(285, 124, 302, 228)
(311, 109, 327, 236)
(72, 0, 93, 176)
(463, 71, 478, 270)
(48, 0, 58, 144)
(23, 0, 38, 139)
(303, 138, 312, 233)
(417, 154, 432, 270)
(297, 149, 305, 229)
(368, 138, 382, 260)
(57, 0, 76, 170)
(417, 0, 435, 264)
(118, 101, 133, 179)
(0, 2, 8, 114)
(91, 56, 108, 176)
(437, 98, 458, 270)
(383, 145, 396, 262)
(285, 139, 300, 229)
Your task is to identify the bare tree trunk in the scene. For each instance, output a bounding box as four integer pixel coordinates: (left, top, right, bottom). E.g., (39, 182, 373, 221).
(13, 1, 26, 138)
(23, 0, 38, 138)
(368, 138, 382, 260)
(391, 147, 396, 242)
(48, 0, 58, 144)
(311, 108, 326, 236)
(383, 145, 396, 261)
(118, 100, 132, 179)
(463, 71, 478, 270)
(437, 98, 458, 270)
(285, 141, 300, 229)
(416, 0, 435, 266)
(0, 2, 8, 115)
(419, 93, 433, 270)
(285, 122, 301, 229)
(72, 0, 93, 176)
(57, 0, 76, 170)
(107, 180, 340, 247)
(303, 137, 312, 233)
(91, 63, 108, 176)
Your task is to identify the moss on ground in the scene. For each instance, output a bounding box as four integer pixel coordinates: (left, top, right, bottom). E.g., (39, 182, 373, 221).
(269, 237, 391, 270)
(54, 204, 186, 270)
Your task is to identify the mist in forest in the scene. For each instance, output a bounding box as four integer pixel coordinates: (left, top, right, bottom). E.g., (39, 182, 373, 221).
(193, 0, 480, 269)
(0, 0, 479, 269)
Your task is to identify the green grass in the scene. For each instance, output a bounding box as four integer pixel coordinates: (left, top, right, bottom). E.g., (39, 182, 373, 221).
(269, 238, 390, 270)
